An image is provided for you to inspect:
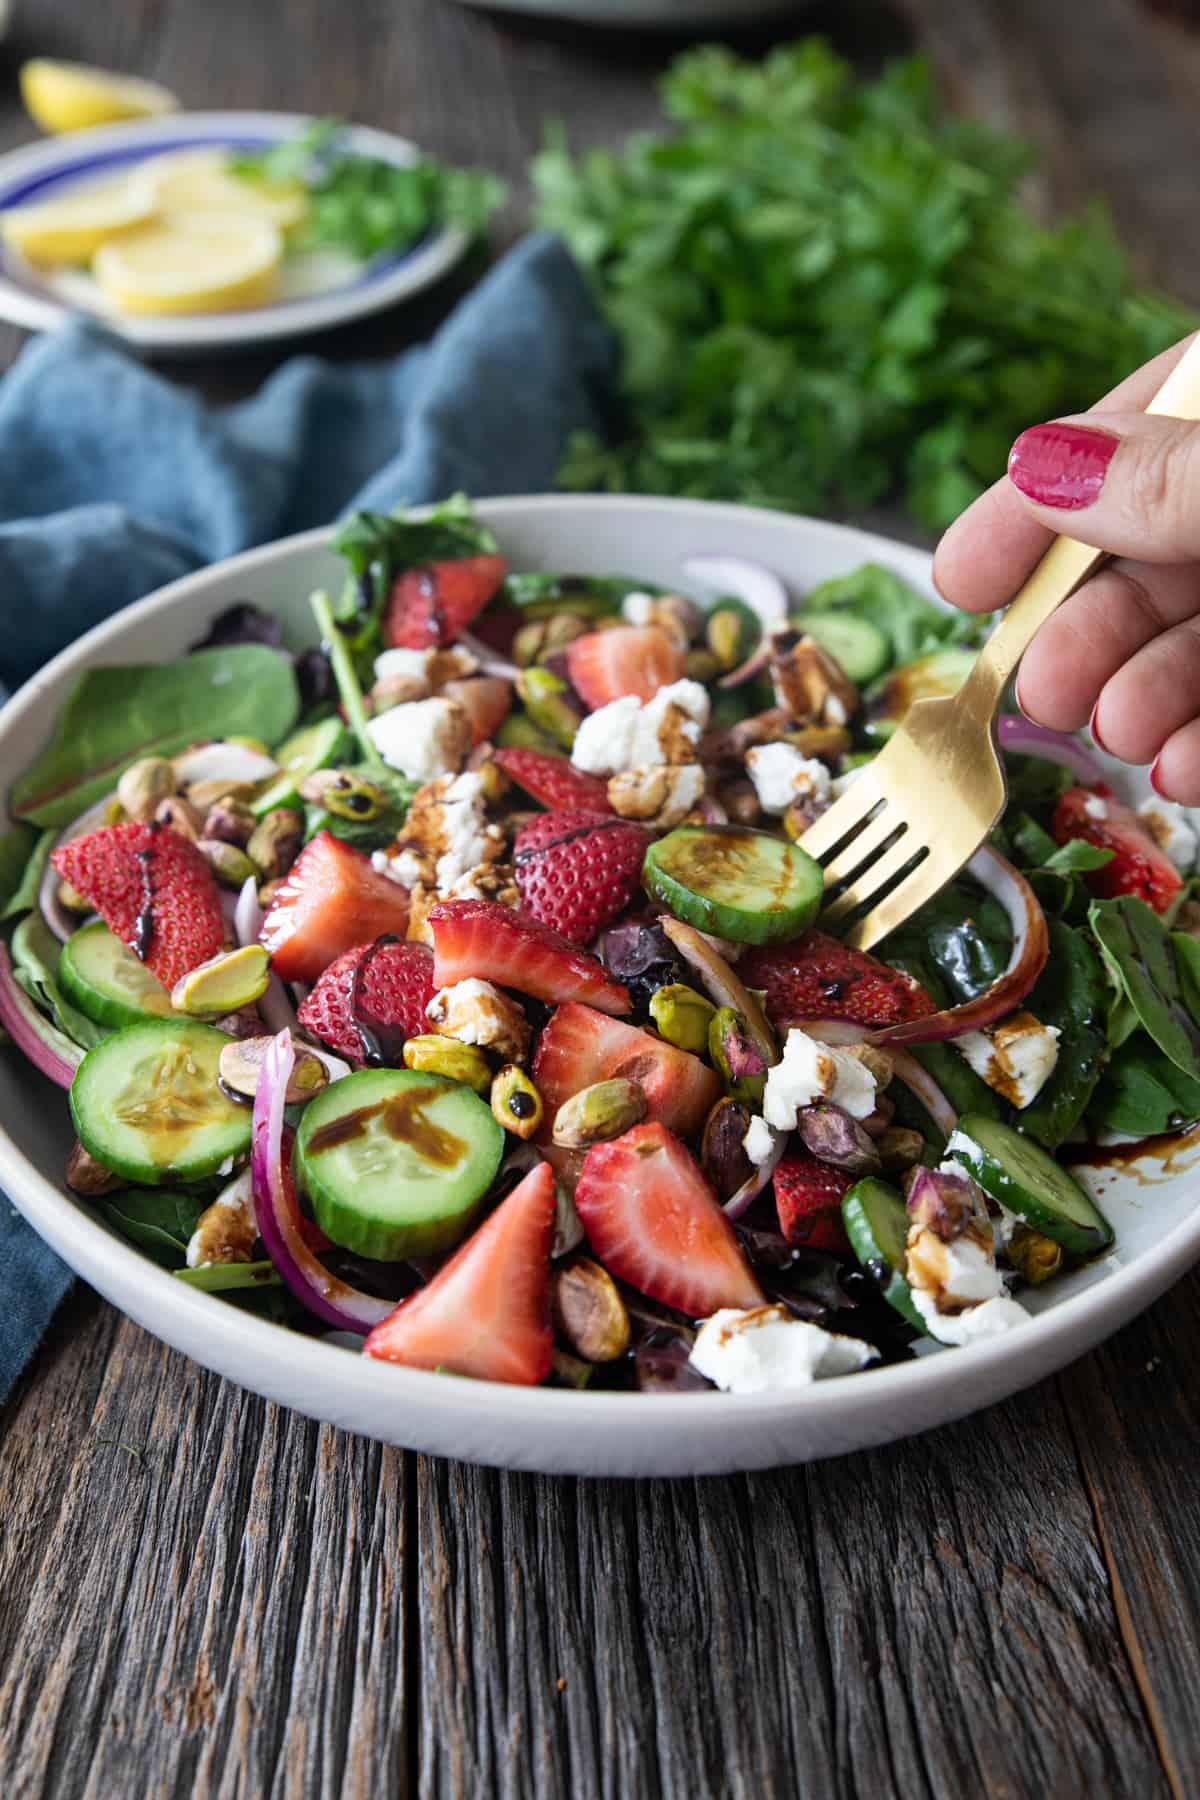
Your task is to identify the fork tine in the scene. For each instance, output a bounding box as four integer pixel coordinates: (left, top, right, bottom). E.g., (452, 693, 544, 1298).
(797, 774, 886, 865)
(844, 846, 962, 952)
(820, 804, 907, 889)
(821, 830, 928, 930)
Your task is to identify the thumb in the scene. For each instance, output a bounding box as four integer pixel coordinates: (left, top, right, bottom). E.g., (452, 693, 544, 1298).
(1007, 412, 1200, 563)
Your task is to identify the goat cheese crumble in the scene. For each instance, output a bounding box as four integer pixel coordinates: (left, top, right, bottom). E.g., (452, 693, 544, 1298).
(690, 1305, 879, 1393)
(761, 1028, 877, 1130)
(745, 742, 832, 814)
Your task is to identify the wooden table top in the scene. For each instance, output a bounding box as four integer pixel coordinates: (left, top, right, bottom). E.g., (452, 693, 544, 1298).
(3, 1, 1200, 1794)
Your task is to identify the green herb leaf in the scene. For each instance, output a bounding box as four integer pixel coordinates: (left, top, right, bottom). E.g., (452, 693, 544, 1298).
(96, 1189, 208, 1268)
(303, 764, 417, 851)
(1089, 896, 1200, 1075)
(534, 39, 1197, 530)
(1042, 839, 1115, 875)
(12, 646, 300, 829)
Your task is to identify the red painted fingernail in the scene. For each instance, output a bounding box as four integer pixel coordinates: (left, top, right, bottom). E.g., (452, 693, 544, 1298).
(1150, 755, 1169, 796)
(1008, 423, 1118, 510)
(1089, 700, 1109, 753)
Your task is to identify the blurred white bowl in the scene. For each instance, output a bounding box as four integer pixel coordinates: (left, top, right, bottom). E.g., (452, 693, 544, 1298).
(455, 0, 804, 25)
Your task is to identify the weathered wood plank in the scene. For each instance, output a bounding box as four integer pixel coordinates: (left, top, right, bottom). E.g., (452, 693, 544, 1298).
(415, 1371, 1167, 1799)
(0, 1289, 412, 1800)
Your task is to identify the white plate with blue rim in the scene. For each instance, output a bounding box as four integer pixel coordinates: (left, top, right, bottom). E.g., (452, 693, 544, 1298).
(0, 494, 1198, 1476)
(0, 111, 470, 356)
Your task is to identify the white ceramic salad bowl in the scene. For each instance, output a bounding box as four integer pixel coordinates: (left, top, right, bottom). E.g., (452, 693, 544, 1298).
(0, 495, 1196, 1476)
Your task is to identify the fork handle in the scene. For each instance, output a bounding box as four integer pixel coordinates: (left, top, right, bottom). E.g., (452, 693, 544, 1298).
(958, 332, 1200, 717)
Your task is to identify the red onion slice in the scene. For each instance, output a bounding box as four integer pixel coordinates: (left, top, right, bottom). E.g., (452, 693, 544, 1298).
(996, 714, 1104, 785)
(234, 874, 263, 948)
(456, 628, 519, 682)
(0, 942, 83, 1088)
(251, 1029, 391, 1334)
(870, 847, 1048, 1047)
(682, 554, 789, 632)
(660, 917, 777, 1065)
(723, 1125, 786, 1220)
(792, 1019, 958, 1140)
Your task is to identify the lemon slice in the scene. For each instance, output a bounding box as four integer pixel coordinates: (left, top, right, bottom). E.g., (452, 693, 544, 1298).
(2, 175, 157, 266)
(92, 211, 283, 315)
(140, 148, 308, 232)
(20, 59, 179, 135)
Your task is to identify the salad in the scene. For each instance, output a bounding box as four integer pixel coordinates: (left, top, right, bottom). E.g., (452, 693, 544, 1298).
(3, 496, 1199, 1396)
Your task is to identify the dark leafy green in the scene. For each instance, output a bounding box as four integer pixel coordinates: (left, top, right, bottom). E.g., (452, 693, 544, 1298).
(1003, 752, 1075, 816)
(800, 564, 978, 665)
(0, 825, 48, 920)
(12, 646, 300, 829)
(1019, 922, 1109, 1148)
(1090, 897, 1200, 1075)
(11, 913, 108, 1051)
(1091, 1035, 1200, 1138)
(230, 120, 504, 261)
(1043, 839, 1114, 875)
(533, 40, 1196, 530)
(95, 1190, 207, 1268)
(883, 879, 1011, 1005)
(501, 572, 648, 616)
(330, 495, 499, 666)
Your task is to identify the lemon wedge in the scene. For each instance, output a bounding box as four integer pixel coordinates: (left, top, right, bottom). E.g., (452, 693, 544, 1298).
(92, 211, 283, 315)
(1, 175, 157, 266)
(20, 59, 179, 135)
(140, 149, 308, 232)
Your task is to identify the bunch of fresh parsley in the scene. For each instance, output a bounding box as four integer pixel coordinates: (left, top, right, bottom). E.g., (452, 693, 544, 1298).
(532, 40, 1197, 532)
(232, 120, 505, 263)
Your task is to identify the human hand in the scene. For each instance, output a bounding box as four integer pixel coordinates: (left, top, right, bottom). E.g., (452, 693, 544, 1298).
(934, 332, 1200, 803)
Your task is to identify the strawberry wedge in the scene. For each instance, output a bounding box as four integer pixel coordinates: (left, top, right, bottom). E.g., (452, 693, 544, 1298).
(575, 1122, 764, 1318)
(1054, 784, 1183, 915)
(51, 820, 224, 990)
(533, 1001, 721, 1141)
(774, 1151, 853, 1255)
(493, 747, 613, 814)
(741, 931, 935, 1032)
(297, 940, 436, 1064)
(261, 831, 411, 985)
(363, 1161, 556, 1383)
(566, 625, 685, 708)
(428, 899, 631, 1015)
(384, 554, 507, 650)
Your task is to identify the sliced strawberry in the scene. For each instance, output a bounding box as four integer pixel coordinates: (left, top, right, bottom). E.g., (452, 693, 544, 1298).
(575, 1122, 763, 1317)
(428, 899, 631, 1015)
(260, 831, 411, 985)
(514, 808, 650, 946)
(566, 626, 685, 709)
(51, 820, 224, 991)
(1054, 783, 1183, 915)
(363, 1161, 556, 1383)
(493, 746, 613, 814)
(443, 675, 512, 747)
(533, 1002, 721, 1142)
(297, 938, 436, 1064)
(383, 554, 508, 650)
(773, 1150, 853, 1255)
(741, 931, 935, 1032)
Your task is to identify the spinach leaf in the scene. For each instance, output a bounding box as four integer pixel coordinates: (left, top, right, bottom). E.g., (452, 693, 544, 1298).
(1091, 1036, 1200, 1139)
(1089, 897, 1200, 1075)
(877, 952, 1005, 1145)
(1004, 753, 1074, 816)
(0, 823, 37, 913)
(883, 879, 1011, 1005)
(13, 646, 300, 829)
(1019, 922, 1109, 1148)
(2, 826, 54, 921)
(96, 1189, 207, 1268)
(174, 1260, 282, 1293)
(11, 913, 108, 1051)
(801, 564, 978, 667)
(332, 495, 497, 586)
(1174, 931, 1200, 1025)
(501, 572, 646, 616)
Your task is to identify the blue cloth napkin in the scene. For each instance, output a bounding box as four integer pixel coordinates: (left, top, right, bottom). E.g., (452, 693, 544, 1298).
(0, 233, 615, 1400)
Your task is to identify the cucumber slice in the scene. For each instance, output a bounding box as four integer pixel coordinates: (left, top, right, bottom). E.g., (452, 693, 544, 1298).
(842, 1177, 924, 1332)
(296, 1067, 504, 1260)
(790, 611, 890, 685)
(864, 648, 977, 744)
(643, 825, 823, 946)
(252, 717, 348, 817)
(70, 1020, 251, 1184)
(60, 921, 176, 1028)
(947, 1113, 1114, 1255)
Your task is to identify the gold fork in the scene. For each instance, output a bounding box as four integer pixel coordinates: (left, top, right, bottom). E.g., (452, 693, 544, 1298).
(800, 334, 1200, 951)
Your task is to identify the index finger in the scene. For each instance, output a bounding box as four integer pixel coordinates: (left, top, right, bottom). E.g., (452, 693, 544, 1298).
(932, 331, 1199, 613)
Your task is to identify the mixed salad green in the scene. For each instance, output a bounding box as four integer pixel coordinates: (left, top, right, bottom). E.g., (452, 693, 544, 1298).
(2, 498, 1198, 1393)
